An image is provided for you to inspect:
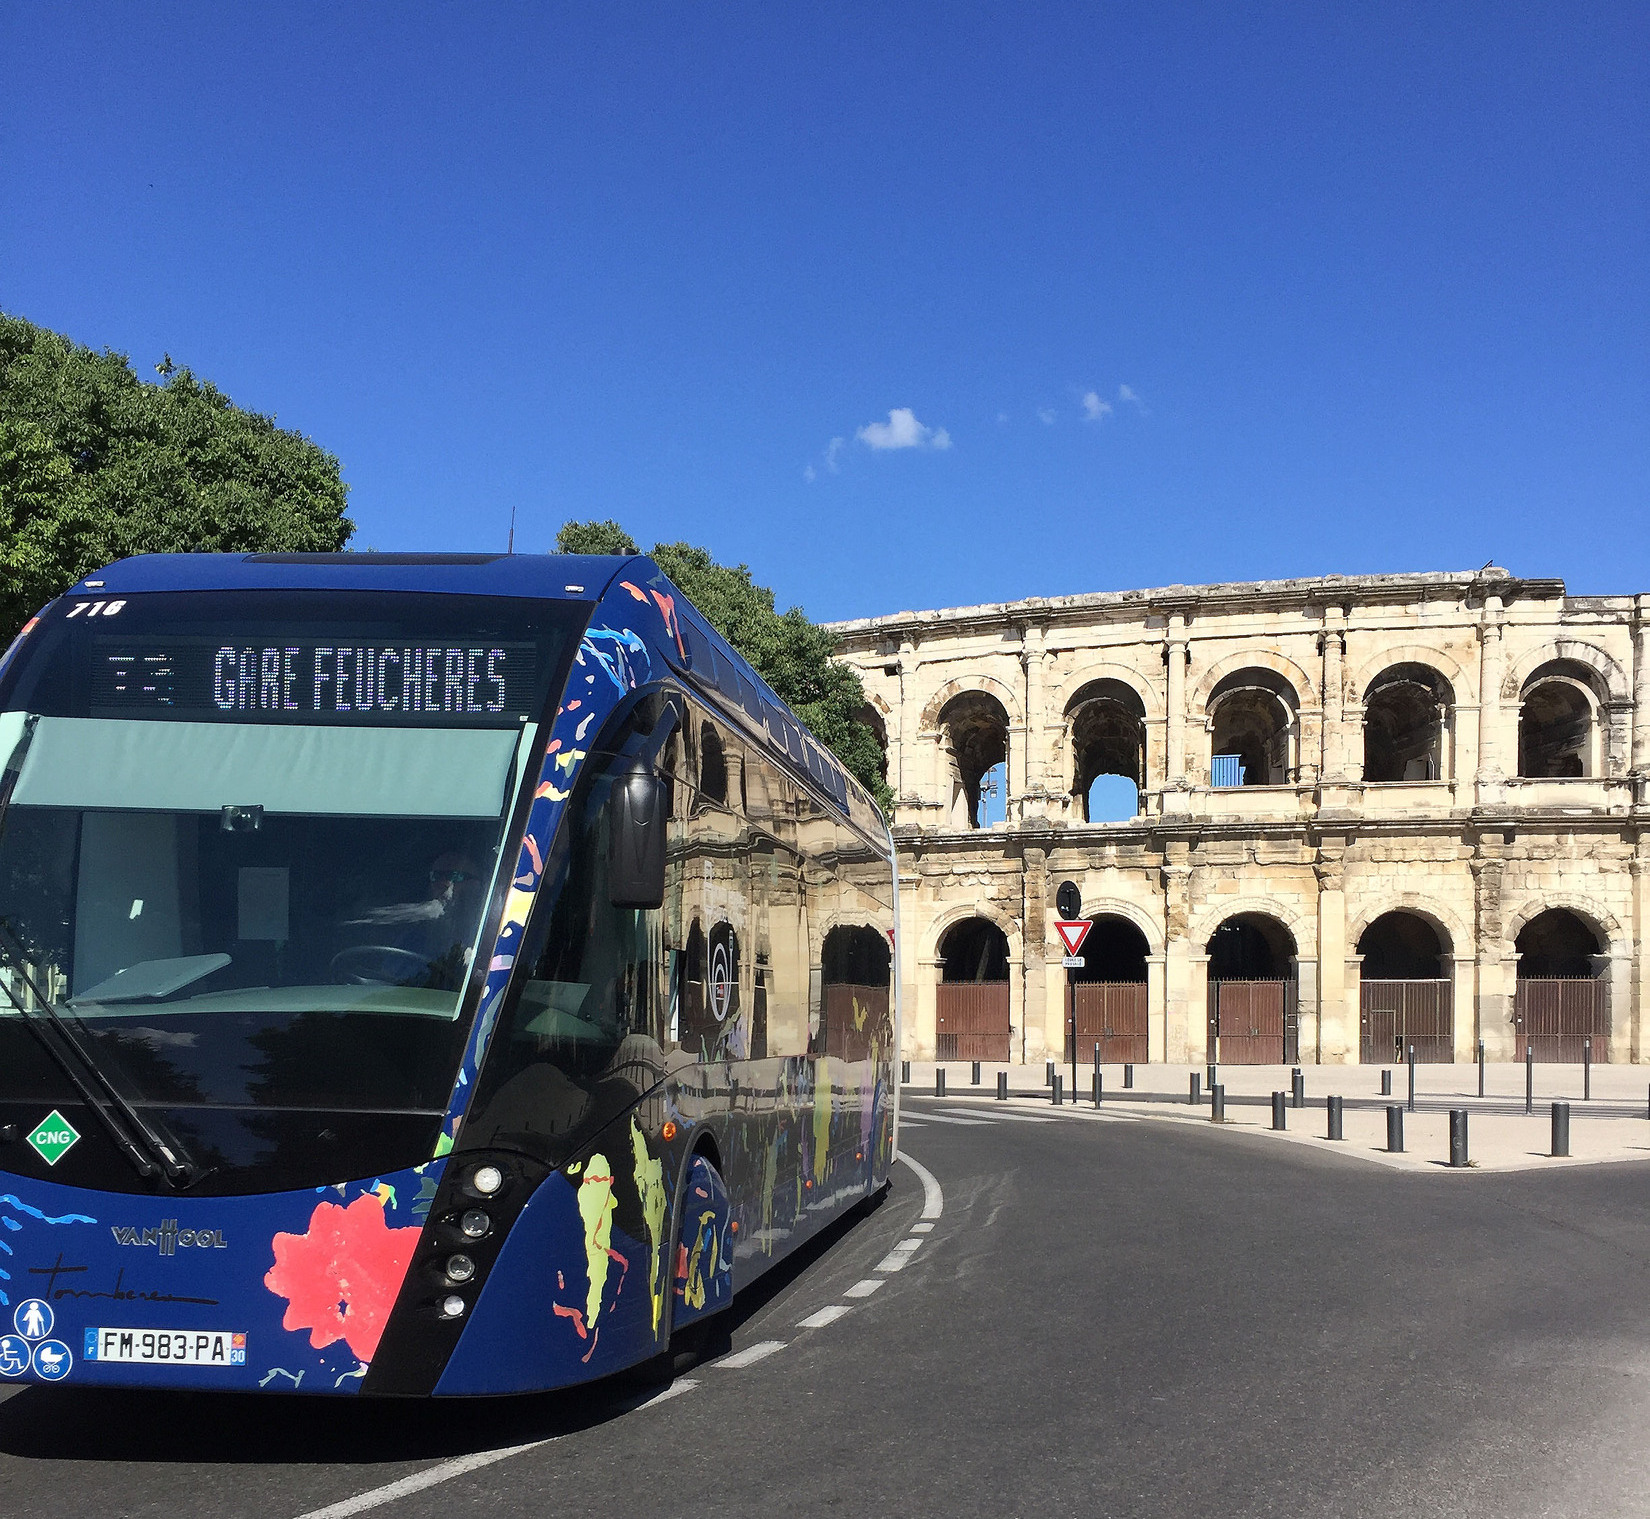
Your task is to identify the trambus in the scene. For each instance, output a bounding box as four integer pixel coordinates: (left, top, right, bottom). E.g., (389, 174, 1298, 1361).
(0, 551, 899, 1396)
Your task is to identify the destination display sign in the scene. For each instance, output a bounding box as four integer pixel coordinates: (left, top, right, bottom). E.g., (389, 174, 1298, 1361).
(88, 638, 540, 724)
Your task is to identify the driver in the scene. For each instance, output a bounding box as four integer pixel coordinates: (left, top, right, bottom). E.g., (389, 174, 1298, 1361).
(341, 850, 488, 988)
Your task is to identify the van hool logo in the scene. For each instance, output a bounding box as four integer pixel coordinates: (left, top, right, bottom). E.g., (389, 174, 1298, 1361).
(110, 1221, 227, 1255)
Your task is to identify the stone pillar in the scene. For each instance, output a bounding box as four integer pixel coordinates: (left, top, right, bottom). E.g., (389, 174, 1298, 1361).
(1146, 953, 1167, 1063)
(1341, 952, 1363, 1066)
(1315, 850, 1349, 1062)
(1019, 623, 1049, 821)
(1472, 839, 1513, 1057)
(1022, 846, 1048, 1067)
(1163, 616, 1191, 816)
(1476, 595, 1507, 804)
(1161, 853, 1193, 1062)
(1633, 599, 1650, 797)
(893, 636, 922, 828)
(1320, 612, 1347, 782)
(1449, 954, 1477, 1062)
(1631, 852, 1649, 1063)
(1187, 955, 1211, 1065)
(1292, 956, 1320, 1063)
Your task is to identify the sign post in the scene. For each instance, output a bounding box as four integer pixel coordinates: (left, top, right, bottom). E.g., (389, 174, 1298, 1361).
(1055, 919, 1093, 1093)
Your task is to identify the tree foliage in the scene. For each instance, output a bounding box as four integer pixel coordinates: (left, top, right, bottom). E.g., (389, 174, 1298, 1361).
(0, 311, 352, 634)
(556, 519, 891, 814)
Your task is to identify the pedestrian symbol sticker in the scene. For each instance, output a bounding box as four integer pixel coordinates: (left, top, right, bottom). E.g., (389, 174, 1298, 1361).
(25, 1109, 80, 1166)
(0, 1336, 29, 1376)
(15, 1299, 53, 1341)
(32, 1340, 71, 1380)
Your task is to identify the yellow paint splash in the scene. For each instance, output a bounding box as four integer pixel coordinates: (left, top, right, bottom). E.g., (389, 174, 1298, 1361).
(630, 1117, 668, 1334)
(813, 1062, 832, 1188)
(577, 1154, 618, 1329)
(681, 1211, 717, 1311)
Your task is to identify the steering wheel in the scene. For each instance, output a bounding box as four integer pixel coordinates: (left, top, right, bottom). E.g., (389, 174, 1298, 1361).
(330, 944, 436, 986)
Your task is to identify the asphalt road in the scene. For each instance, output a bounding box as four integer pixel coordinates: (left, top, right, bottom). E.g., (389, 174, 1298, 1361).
(6, 1096, 1650, 1518)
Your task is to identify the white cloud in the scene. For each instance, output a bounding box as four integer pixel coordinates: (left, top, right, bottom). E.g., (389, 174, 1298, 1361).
(1118, 383, 1145, 410)
(996, 410, 1010, 424)
(825, 436, 846, 472)
(1082, 390, 1112, 421)
(1037, 406, 1056, 426)
(857, 407, 951, 451)
(803, 464, 817, 483)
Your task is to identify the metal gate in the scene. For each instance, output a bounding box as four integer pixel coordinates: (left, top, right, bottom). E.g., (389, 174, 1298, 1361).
(936, 982, 1011, 1061)
(822, 984, 891, 1060)
(1360, 980, 1453, 1064)
(1065, 982, 1149, 1063)
(1515, 978, 1609, 1062)
(1210, 980, 1296, 1064)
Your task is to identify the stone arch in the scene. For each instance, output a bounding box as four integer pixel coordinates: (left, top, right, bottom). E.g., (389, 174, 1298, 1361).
(1502, 895, 1622, 956)
(1347, 894, 1469, 955)
(920, 900, 1023, 967)
(1348, 644, 1467, 702)
(918, 673, 1024, 733)
(1187, 895, 1315, 956)
(1501, 640, 1629, 704)
(1067, 894, 1167, 956)
(1360, 662, 1457, 782)
(1051, 662, 1162, 721)
(1192, 648, 1318, 710)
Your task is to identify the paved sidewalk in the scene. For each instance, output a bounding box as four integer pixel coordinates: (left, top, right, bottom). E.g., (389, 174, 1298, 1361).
(899, 1058, 1650, 1173)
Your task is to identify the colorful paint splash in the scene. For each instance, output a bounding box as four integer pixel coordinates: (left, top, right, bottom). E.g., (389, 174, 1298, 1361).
(630, 1118, 667, 1335)
(264, 1194, 421, 1362)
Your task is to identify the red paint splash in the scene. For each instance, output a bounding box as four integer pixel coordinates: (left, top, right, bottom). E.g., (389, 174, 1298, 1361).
(264, 1195, 421, 1363)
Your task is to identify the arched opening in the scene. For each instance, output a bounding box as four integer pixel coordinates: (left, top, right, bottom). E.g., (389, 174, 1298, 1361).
(1208, 669, 1298, 787)
(937, 692, 1009, 829)
(1067, 915, 1149, 1064)
(1515, 908, 1608, 1061)
(1356, 911, 1453, 1063)
(1067, 681, 1145, 823)
(936, 917, 1010, 1061)
(820, 924, 892, 1060)
(1206, 913, 1297, 1063)
(1518, 663, 1602, 778)
(698, 725, 728, 805)
(1363, 665, 1453, 782)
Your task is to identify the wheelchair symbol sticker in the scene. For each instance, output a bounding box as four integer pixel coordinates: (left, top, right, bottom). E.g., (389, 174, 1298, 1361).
(0, 1336, 29, 1376)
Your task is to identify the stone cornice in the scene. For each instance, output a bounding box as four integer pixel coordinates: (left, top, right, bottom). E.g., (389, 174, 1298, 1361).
(828, 568, 1570, 648)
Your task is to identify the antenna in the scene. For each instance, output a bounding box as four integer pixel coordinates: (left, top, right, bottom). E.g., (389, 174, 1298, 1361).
(507, 502, 517, 555)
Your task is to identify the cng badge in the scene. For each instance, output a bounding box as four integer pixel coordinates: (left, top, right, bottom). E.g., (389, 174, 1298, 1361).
(25, 1110, 80, 1166)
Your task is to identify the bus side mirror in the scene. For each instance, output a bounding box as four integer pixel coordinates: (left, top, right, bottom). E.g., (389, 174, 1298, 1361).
(609, 761, 668, 909)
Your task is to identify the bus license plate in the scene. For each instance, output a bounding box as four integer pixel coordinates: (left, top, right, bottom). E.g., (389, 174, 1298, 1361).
(85, 1329, 246, 1365)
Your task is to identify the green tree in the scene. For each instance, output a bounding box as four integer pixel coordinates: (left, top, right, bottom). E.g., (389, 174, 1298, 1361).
(0, 311, 352, 633)
(555, 519, 891, 814)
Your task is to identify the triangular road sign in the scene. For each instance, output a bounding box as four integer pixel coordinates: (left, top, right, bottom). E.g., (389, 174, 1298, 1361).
(1055, 920, 1091, 956)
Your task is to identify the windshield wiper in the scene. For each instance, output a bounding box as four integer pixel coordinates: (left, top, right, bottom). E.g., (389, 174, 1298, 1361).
(0, 917, 197, 1187)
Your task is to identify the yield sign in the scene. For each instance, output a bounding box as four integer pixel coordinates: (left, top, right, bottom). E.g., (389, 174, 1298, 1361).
(1055, 920, 1091, 957)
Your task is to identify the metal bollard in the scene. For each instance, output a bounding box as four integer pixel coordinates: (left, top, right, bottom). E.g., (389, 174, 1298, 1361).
(1093, 1071, 1103, 1108)
(1272, 1091, 1287, 1131)
(1210, 1084, 1225, 1122)
(1046, 1060, 1055, 1087)
(1190, 1073, 1201, 1105)
(1584, 1037, 1592, 1101)
(1478, 1039, 1486, 1098)
(901, 1059, 910, 1085)
(1093, 1042, 1101, 1072)
(1123, 1063, 1134, 1089)
(1380, 1069, 1392, 1096)
(1052, 1073, 1063, 1106)
(1291, 1068, 1305, 1109)
(1386, 1104, 1404, 1153)
(1449, 1108, 1469, 1167)
(971, 1060, 981, 1086)
(1552, 1100, 1570, 1158)
(1526, 1038, 1534, 1115)
(1206, 1062, 1217, 1096)
(996, 1070, 1008, 1100)
(1326, 1095, 1344, 1141)
(935, 1069, 946, 1097)
(1407, 1044, 1416, 1114)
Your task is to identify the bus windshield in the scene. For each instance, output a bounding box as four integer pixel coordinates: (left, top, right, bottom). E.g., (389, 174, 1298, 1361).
(0, 590, 585, 1193)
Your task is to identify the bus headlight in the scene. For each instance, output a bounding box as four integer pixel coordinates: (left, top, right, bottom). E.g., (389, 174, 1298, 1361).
(446, 1254, 476, 1284)
(459, 1209, 491, 1239)
(439, 1295, 467, 1319)
(469, 1164, 503, 1196)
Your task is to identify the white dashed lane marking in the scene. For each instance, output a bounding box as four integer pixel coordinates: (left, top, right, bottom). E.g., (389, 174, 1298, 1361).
(902, 1112, 992, 1126)
(796, 1305, 852, 1329)
(717, 1340, 787, 1369)
(844, 1278, 885, 1298)
(874, 1238, 925, 1273)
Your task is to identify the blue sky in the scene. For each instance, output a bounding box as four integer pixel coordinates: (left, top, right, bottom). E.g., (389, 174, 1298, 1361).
(3, 5, 1645, 622)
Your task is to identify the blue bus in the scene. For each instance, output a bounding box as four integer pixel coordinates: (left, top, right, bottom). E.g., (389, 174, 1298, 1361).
(0, 552, 899, 1395)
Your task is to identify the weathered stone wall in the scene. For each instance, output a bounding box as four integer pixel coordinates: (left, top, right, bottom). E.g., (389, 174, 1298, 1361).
(831, 571, 1650, 1064)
